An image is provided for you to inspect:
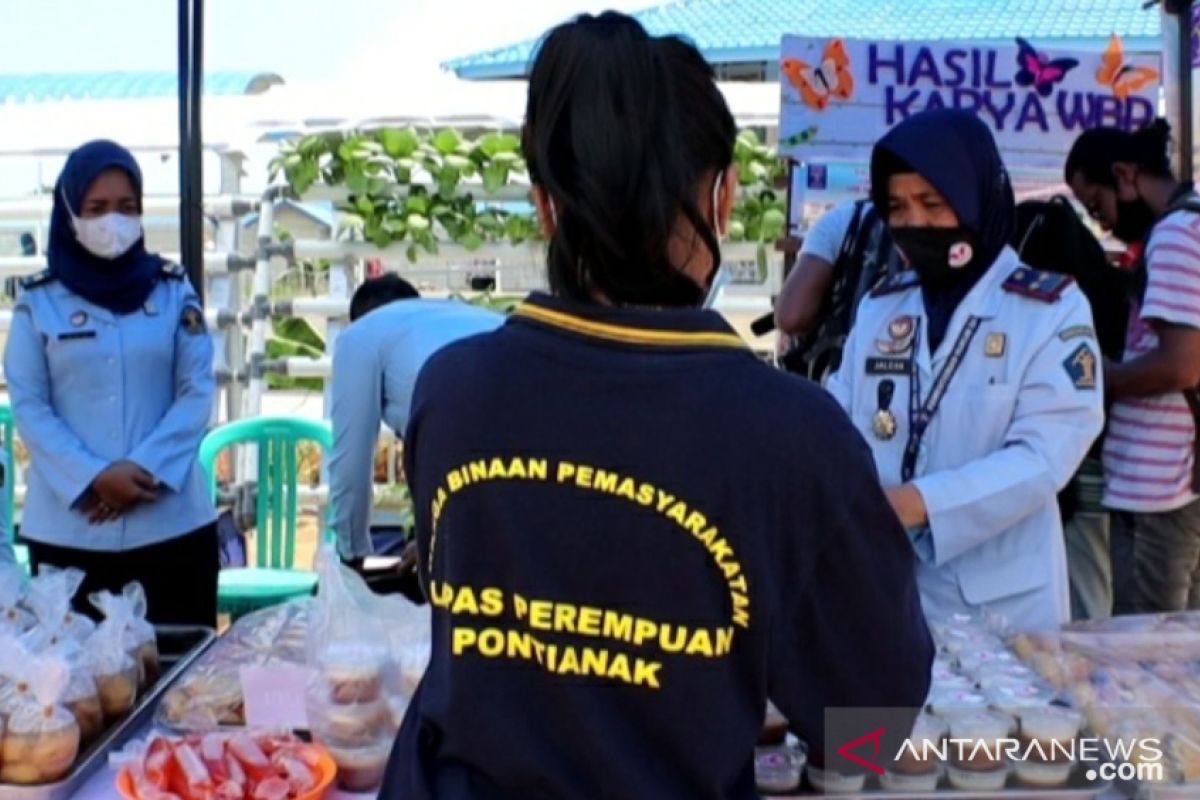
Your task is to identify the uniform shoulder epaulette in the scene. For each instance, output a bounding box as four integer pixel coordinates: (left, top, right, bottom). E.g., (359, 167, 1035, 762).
(19, 270, 55, 290)
(1001, 267, 1074, 303)
(869, 269, 920, 298)
(161, 262, 186, 280)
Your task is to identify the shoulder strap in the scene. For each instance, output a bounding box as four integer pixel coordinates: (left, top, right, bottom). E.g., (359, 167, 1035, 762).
(19, 270, 54, 290)
(835, 201, 867, 266)
(1001, 267, 1074, 303)
(1133, 192, 1200, 303)
(869, 268, 920, 298)
(161, 262, 186, 280)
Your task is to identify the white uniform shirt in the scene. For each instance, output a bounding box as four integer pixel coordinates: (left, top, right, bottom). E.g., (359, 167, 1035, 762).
(827, 247, 1104, 631)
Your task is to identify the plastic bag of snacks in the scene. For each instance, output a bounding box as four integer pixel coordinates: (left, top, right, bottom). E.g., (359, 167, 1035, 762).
(157, 603, 309, 731)
(0, 654, 81, 784)
(91, 582, 159, 690)
(23, 566, 95, 645)
(305, 546, 416, 790)
(0, 562, 33, 633)
(306, 545, 428, 706)
(88, 618, 139, 725)
(0, 634, 35, 721)
(39, 638, 103, 745)
(305, 665, 394, 792)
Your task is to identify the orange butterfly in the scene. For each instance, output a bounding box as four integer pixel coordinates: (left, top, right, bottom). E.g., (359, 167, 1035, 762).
(1096, 34, 1159, 100)
(782, 39, 855, 112)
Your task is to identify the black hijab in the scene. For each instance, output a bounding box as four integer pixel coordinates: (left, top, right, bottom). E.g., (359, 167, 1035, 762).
(870, 109, 1015, 351)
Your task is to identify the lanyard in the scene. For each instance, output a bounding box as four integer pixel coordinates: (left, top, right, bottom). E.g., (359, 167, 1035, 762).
(901, 316, 983, 482)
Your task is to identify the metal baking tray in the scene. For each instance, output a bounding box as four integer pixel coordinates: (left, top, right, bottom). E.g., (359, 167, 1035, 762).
(0, 624, 216, 800)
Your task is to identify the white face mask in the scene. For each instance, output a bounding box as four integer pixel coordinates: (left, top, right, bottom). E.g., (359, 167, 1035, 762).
(702, 177, 729, 309)
(71, 211, 143, 259)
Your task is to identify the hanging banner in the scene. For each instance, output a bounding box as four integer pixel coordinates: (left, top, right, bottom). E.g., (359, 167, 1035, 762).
(779, 35, 1161, 170)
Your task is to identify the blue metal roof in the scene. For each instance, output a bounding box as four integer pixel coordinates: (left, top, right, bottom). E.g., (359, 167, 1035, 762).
(445, 0, 1161, 79)
(0, 71, 284, 104)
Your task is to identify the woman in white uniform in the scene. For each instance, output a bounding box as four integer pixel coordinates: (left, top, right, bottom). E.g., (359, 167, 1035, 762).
(827, 109, 1105, 631)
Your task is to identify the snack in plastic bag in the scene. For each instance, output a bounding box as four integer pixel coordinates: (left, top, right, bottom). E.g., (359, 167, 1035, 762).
(323, 740, 391, 792)
(0, 563, 33, 633)
(304, 545, 423, 792)
(0, 654, 80, 784)
(88, 618, 139, 724)
(317, 642, 387, 705)
(306, 666, 394, 791)
(160, 666, 244, 728)
(38, 638, 103, 744)
(91, 582, 160, 690)
(0, 634, 34, 720)
(23, 566, 96, 644)
(306, 544, 429, 701)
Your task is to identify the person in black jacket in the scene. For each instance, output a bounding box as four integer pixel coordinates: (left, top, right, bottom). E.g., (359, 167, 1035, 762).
(379, 13, 933, 800)
(1012, 197, 1132, 620)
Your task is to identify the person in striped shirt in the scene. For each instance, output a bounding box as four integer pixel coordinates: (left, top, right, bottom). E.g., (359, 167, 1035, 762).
(1066, 121, 1200, 613)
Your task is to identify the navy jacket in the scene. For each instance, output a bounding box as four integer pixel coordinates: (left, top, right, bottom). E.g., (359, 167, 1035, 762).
(382, 292, 932, 800)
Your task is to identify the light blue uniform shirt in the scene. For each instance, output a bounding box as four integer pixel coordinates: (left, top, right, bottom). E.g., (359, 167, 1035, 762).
(827, 247, 1104, 631)
(329, 299, 504, 559)
(4, 267, 217, 551)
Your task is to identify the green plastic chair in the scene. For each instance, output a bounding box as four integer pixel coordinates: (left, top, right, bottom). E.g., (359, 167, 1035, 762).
(199, 416, 334, 619)
(0, 405, 30, 574)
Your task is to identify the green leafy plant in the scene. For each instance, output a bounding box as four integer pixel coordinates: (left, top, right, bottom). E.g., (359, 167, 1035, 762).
(729, 129, 788, 249)
(270, 127, 788, 264)
(270, 128, 535, 263)
(266, 317, 325, 391)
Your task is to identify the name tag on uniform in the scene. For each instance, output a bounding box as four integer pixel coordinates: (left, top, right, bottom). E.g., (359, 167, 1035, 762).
(57, 331, 96, 341)
(866, 357, 911, 375)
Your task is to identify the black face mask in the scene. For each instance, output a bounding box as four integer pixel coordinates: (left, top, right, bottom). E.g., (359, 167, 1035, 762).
(890, 226, 982, 287)
(1112, 197, 1157, 245)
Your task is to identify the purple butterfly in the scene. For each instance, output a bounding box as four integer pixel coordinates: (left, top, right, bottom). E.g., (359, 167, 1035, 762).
(1015, 37, 1079, 97)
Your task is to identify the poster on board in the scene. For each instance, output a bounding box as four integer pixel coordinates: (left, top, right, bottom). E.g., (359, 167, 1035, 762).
(779, 35, 1161, 171)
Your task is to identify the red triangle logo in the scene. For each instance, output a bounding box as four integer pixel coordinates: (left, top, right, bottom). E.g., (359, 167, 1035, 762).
(836, 727, 886, 775)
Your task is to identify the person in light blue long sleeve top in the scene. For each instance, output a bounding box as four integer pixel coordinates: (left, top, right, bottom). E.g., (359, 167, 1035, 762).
(328, 275, 504, 565)
(3, 140, 217, 625)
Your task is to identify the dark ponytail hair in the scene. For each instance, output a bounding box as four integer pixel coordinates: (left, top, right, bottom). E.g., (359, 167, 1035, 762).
(1064, 118, 1174, 186)
(522, 12, 736, 307)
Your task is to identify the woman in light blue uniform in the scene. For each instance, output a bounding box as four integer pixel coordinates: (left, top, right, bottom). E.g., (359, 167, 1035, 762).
(4, 140, 217, 625)
(827, 110, 1105, 632)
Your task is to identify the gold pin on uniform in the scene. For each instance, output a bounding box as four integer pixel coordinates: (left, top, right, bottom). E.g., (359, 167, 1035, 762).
(985, 332, 1006, 358)
(872, 408, 898, 440)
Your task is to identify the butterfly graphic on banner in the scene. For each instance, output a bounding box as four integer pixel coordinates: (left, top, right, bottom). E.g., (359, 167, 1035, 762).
(1096, 34, 1159, 99)
(1014, 37, 1079, 96)
(781, 39, 854, 112)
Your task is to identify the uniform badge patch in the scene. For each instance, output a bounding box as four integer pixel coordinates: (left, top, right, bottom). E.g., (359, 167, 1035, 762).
(1057, 325, 1095, 342)
(888, 315, 914, 341)
(984, 333, 1006, 358)
(180, 306, 205, 335)
(1063, 343, 1098, 390)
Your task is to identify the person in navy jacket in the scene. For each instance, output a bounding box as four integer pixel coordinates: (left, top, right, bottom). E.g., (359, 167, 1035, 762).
(380, 13, 933, 800)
